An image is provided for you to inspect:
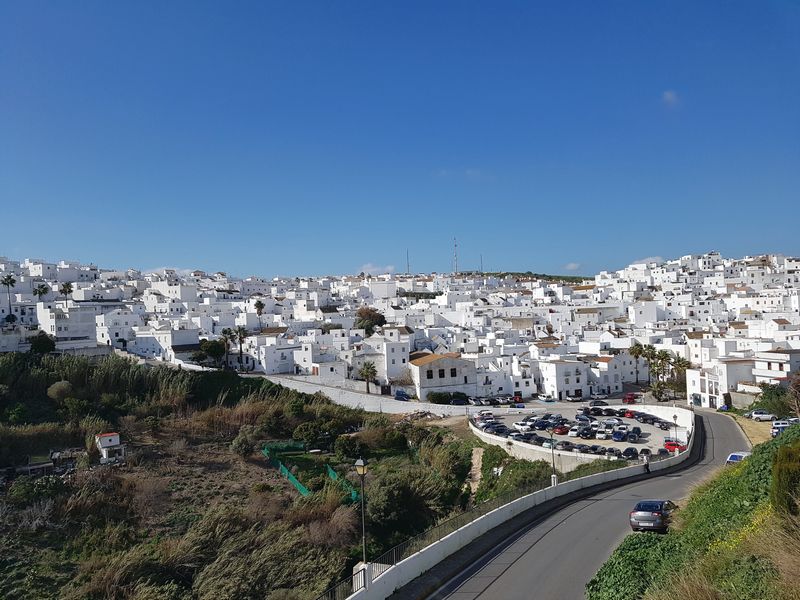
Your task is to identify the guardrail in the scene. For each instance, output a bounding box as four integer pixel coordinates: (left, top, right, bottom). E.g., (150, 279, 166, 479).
(315, 406, 698, 600)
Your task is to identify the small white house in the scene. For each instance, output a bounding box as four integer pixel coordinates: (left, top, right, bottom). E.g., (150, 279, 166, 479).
(95, 432, 126, 464)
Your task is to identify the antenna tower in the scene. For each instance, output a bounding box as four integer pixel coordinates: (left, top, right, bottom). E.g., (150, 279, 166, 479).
(453, 237, 458, 275)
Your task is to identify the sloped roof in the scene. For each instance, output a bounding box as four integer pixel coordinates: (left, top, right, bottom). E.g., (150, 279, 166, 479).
(410, 352, 461, 366)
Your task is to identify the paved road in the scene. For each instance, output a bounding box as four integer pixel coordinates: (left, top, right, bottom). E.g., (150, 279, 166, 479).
(429, 410, 749, 600)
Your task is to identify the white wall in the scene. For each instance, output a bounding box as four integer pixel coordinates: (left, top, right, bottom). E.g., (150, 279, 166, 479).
(346, 414, 697, 600)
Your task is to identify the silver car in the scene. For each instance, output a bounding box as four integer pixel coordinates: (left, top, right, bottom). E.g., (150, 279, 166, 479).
(629, 500, 677, 532)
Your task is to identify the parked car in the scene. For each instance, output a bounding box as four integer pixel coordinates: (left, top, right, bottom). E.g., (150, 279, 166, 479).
(513, 421, 533, 432)
(657, 421, 672, 431)
(622, 392, 640, 404)
(534, 419, 551, 430)
(625, 410, 638, 419)
(612, 430, 628, 442)
(573, 443, 590, 453)
(555, 441, 574, 451)
(589, 407, 606, 416)
(630, 426, 642, 437)
(663, 440, 687, 452)
(656, 448, 671, 458)
(622, 447, 639, 460)
(603, 417, 622, 426)
(588, 400, 609, 407)
(511, 402, 526, 408)
(450, 397, 468, 405)
(629, 499, 677, 532)
(605, 447, 622, 458)
(478, 410, 494, 418)
(579, 427, 595, 440)
(588, 444, 605, 454)
(395, 390, 411, 401)
(568, 426, 582, 438)
(553, 424, 570, 435)
(602, 408, 617, 416)
(541, 439, 556, 449)
(596, 428, 613, 440)
(530, 435, 546, 446)
(615, 408, 630, 417)
(592, 394, 609, 400)
(725, 451, 752, 465)
(772, 423, 792, 438)
(639, 448, 652, 457)
(751, 409, 777, 422)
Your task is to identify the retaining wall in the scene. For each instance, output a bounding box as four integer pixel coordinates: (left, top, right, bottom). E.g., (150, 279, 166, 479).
(346, 410, 698, 600)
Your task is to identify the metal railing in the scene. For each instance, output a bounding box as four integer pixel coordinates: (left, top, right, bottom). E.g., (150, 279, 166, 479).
(315, 411, 692, 600)
(317, 568, 366, 600)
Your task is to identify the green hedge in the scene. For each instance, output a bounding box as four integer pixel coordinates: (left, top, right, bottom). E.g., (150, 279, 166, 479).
(587, 423, 800, 599)
(770, 441, 800, 515)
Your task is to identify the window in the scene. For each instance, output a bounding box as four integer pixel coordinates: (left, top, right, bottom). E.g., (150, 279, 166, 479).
(450, 368, 457, 377)
(402, 358, 406, 363)
(426, 370, 433, 379)
(439, 369, 445, 378)
(392, 359, 396, 365)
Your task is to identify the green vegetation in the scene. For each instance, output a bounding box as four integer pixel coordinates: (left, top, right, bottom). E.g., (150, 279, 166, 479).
(0, 352, 482, 599)
(482, 271, 586, 283)
(586, 424, 800, 600)
(426, 391, 468, 404)
(354, 306, 386, 336)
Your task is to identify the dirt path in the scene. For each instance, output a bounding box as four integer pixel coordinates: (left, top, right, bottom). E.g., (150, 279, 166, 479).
(469, 447, 484, 494)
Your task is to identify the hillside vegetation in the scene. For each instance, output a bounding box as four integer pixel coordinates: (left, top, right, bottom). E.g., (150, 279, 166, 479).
(586, 424, 800, 600)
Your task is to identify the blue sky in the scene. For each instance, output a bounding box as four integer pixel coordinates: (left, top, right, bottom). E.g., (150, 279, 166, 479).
(2, 2, 799, 277)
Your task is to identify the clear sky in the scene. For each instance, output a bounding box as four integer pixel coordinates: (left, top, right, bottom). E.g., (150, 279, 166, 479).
(2, 1, 799, 277)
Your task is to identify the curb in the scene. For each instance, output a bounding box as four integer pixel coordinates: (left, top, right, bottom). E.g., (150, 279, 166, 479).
(388, 414, 706, 600)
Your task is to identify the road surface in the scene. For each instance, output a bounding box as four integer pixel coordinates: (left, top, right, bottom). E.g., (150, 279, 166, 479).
(429, 410, 749, 600)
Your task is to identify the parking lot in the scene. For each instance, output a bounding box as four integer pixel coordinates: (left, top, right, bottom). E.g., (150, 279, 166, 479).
(471, 399, 687, 468)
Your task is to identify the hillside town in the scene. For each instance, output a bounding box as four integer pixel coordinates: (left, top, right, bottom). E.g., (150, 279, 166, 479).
(2, 251, 800, 409)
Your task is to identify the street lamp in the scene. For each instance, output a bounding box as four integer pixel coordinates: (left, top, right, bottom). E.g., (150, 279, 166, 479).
(355, 457, 368, 567)
(546, 426, 558, 486)
(672, 414, 679, 446)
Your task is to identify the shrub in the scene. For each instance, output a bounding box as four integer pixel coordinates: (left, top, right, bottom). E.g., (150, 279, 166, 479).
(426, 392, 451, 404)
(47, 380, 73, 403)
(770, 442, 800, 515)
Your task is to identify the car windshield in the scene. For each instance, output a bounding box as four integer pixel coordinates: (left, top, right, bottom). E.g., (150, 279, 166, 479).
(635, 502, 662, 512)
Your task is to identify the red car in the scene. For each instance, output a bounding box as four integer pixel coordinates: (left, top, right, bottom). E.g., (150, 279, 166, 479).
(663, 441, 687, 452)
(622, 393, 639, 404)
(553, 425, 570, 435)
(625, 410, 637, 419)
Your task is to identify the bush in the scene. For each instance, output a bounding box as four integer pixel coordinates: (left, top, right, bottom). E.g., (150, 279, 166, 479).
(7, 475, 69, 507)
(770, 442, 800, 515)
(426, 392, 452, 404)
(47, 380, 73, 403)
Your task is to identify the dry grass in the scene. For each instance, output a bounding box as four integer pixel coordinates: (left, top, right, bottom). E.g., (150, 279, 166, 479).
(747, 512, 800, 598)
(643, 570, 723, 600)
(730, 414, 772, 445)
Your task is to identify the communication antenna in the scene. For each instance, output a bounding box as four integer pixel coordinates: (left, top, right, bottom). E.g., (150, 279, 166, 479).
(453, 237, 458, 275)
(406, 249, 410, 276)
(480, 254, 483, 275)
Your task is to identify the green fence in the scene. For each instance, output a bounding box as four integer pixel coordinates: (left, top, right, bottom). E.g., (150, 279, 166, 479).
(326, 464, 360, 503)
(262, 445, 312, 497)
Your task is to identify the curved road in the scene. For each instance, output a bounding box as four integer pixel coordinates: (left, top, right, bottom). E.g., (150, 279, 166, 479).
(428, 410, 749, 600)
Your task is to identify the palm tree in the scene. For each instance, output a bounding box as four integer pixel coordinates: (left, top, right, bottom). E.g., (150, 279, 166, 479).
(359, 361, 377, 394)
(254, 299, 265, 331)
(235, 325, 248, 370)
(1, 274, 16, 317)
(33, 283, 49, 302)
(629, 342, 643, 385)
(670, 356, 692, 385)
(221, 327, 235, 368)
(642, 344, 657, 386)
(655, 350, 672, 383)
(59, 282, 73, 300)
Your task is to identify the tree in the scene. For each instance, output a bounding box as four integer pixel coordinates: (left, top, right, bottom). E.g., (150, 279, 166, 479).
(221, 328, 235, 368)
(29, 331, 56, 354)
(1, 274, 16, 317)
(191, 350, 209, 364)
(655, 350, 672, 383)
(254, 299, 265, 330)
(642, 345, 657, 385)
(629, 342, 643, 385)
(32, 283, 49, 301)
(235, 325, 248, 370)
(200, 338, 225, 367)
(355, 307, 386, 336)
(59, 282, 73, 300)
(359, 361, 378, 394)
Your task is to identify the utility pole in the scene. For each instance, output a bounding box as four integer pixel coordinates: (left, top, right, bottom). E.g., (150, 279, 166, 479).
(406, 249, 410, 276)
